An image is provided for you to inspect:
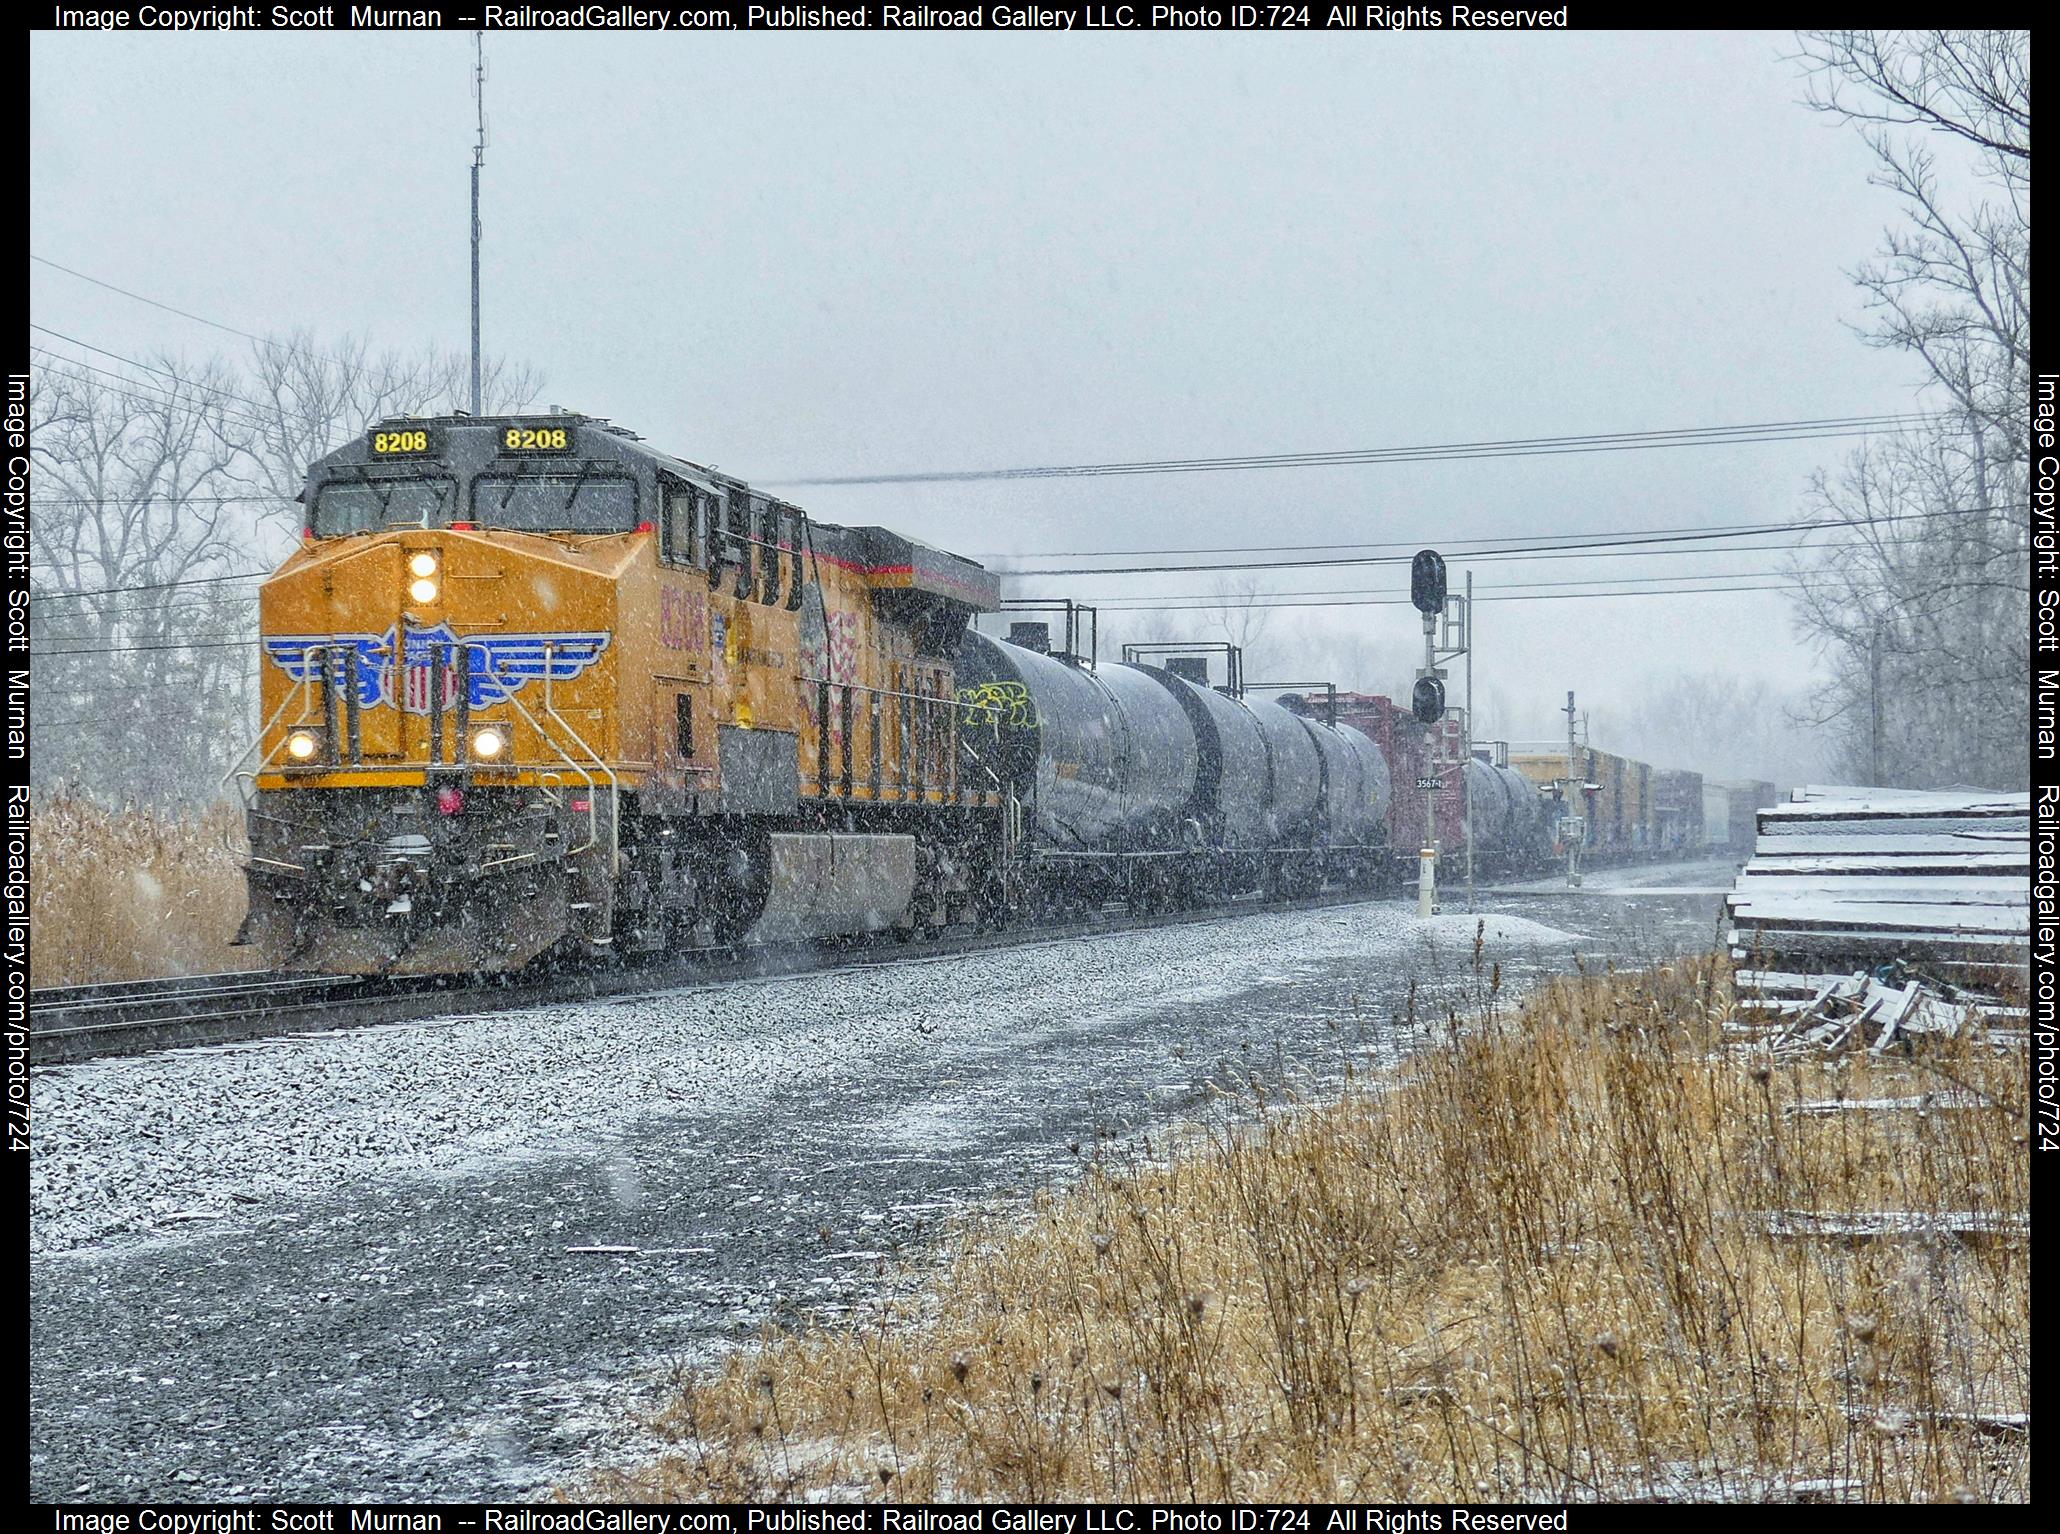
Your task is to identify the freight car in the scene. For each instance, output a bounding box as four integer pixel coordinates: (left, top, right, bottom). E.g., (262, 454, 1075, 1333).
(1509, 748, 1702, 860)
(1652, 767, 1706, 852)
(1462, 750, 1556, 872)
(961, 633, 1392, 912)
(1316, 693, 1468, 857)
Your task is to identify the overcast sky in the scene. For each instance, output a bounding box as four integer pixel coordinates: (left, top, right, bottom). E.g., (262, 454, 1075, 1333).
(31, 29, 1939, 770)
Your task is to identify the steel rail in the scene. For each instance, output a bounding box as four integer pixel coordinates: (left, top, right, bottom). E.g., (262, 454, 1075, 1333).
(27, 887, 1397, 1067)
(30, 851, 1727, 1067)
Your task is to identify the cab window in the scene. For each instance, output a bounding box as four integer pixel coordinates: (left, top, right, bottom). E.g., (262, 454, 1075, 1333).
(473, 474, 638, 533)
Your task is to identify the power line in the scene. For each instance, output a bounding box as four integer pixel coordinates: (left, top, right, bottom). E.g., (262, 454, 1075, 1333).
(1077, 581, 1801, 613)
(30, 340, 284, 435)
(34, 638, 257, 657)
(34, 624, 252, 643)
(1000, 511, 1953, 578)
(28, 348, 287, 443)
(30, 496, 285, 507)
(31, 251, 477, 379)
(32, 570, 270, 600)
(973, 504, 1998, 562)
(31, 254, 269, 344)
(1050, 567, 1804, 606)
(769, 411, 1957, 488)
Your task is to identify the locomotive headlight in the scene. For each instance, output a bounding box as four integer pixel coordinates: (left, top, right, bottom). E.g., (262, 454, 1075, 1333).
(286, 729, 321, 762)
(408, 552, 440, 579)
(408, 577, 440, 604)
(471, 726, 507, 761)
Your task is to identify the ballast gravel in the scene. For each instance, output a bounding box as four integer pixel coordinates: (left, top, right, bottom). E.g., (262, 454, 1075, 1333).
(32, 896, 1691, 1502)
(31, 907, 1575, 1257)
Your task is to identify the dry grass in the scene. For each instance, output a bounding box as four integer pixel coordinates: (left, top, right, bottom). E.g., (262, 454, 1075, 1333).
(29, 792, 257, 986)
(602, 954, 2029, 1504)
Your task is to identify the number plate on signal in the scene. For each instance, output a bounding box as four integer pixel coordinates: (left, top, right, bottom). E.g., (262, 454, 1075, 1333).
(369, 426, 439, 456)
(500, 424, 575, 453)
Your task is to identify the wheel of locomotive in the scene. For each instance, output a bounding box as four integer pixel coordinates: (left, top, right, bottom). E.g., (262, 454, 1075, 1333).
(971, 866, 1007, 931)
(702, 823, 771, 946)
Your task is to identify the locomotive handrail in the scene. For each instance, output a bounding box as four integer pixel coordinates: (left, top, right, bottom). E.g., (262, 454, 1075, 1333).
(226, 771, 308, 873)
(455, 643, 604, 864)
(542, 640, 619, 871)
(797, 671, 992, 805)
(219, 644, 337, 865)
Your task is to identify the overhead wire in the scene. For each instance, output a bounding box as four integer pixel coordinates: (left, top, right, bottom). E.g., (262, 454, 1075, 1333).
(29, 342, 285, 438)
(768, 411, 1957, 487)
(34, 638, 257, 657)
(1042, 567, 1806, 605)
(1071, 581, 1803, 613)
(31, 569, 271, 600)
(996, 510, 1963, 577)
(31, 254, 270, 344)
(971, 503, 2003, 562)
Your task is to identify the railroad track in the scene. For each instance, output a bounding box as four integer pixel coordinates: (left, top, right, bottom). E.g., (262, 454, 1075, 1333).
(28, 853, 1749, 1068)
(25, 970, 466, 1063)
(28, 887, 1426, 1066)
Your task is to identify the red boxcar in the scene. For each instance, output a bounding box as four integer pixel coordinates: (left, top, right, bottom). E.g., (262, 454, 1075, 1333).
(1311, 693, 1468, 853)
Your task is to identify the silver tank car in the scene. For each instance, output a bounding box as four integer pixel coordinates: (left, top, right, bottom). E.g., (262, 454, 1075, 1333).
(1462, 760, 1550, 860)
(1248, 699, 1323, 841)
(1463, 758, 1518, 853)
(958, 630, 1199, 850)
(1497, 763, 1551, 858)
(1310, 719, 1391, 844)
(1130, 664, 1273, 847)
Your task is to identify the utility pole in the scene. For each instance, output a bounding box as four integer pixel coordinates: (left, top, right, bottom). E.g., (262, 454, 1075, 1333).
(470, 33, 486, 417)
(1419, 606, 1439, 918)
(1562, 689, 1583, 888)
(1463, 568, 1475, 913)
(1870, 617, 1884, 787)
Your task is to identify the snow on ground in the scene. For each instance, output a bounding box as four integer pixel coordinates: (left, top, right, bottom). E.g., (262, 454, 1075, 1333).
(32, 902, 1585, 1258)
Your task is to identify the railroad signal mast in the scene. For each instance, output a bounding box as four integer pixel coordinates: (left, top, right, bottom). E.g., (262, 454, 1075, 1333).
(1409, 550, 1469, 918)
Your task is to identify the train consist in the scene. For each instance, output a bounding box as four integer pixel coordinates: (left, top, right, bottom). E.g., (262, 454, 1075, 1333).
(232, 412, 1705, 976)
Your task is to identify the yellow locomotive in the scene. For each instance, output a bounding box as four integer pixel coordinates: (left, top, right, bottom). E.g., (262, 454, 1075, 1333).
(231, 413, 1005, 974)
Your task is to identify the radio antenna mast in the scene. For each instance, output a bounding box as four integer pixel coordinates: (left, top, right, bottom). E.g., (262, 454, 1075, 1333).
(469, 33, 486, 416)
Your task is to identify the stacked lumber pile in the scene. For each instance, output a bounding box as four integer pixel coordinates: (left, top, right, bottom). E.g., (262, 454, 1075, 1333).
(1757, 972, 2011, 1053)
(1728, 786, 2030, 1005)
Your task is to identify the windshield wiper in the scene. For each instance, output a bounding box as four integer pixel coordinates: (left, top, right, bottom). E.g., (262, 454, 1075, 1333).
(343, 463, 397, 521)
(561, 459, 600, 513)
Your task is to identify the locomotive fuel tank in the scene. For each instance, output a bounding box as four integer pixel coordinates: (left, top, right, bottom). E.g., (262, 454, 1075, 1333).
(958, 630, 1199, 850)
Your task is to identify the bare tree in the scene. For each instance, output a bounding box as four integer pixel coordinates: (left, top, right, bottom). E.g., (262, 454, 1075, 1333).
(32, 335, 545, 804)
(1204, 575, 1277, 675)
(1789, 30, 2030, 788)
(30, 354, 257, 800)
(1601, 670, 1832, 786)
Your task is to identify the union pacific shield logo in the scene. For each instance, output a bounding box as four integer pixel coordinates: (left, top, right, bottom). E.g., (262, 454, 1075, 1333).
(262, 625, 612, 713)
